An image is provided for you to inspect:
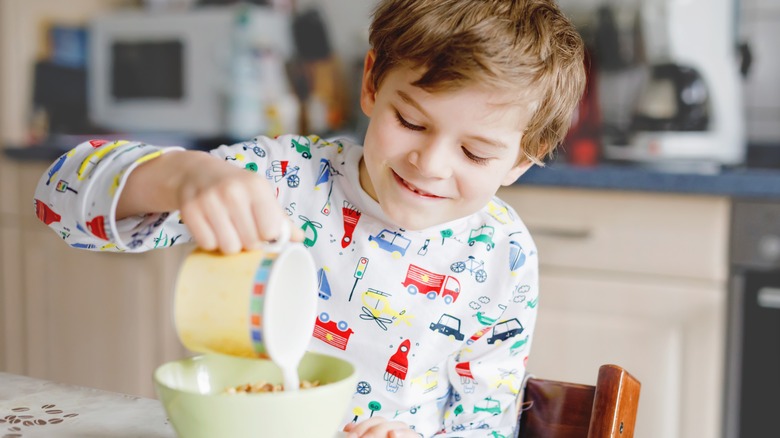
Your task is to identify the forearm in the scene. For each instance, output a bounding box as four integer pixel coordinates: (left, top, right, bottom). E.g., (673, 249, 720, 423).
(116, 149, 210, 219)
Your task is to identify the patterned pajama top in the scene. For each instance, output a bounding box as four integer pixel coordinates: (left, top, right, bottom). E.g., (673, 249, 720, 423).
(33, 134, 539, 437)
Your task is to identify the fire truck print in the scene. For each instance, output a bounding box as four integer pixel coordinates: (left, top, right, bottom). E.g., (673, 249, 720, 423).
(455, 362, 477, 393)
(313, 312, 354, 350)
(402, 264, 461, 304)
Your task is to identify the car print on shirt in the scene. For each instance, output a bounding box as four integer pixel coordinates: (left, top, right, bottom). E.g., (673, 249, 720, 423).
(429, 314, 465, 341)
(368, 229, 411, 258)
(486, 318, 524, 344)
(290, 135, 313, 159)
(473, 397, 502, 415)
(468, 225, 495, 251)
(402, 264, 461, 304)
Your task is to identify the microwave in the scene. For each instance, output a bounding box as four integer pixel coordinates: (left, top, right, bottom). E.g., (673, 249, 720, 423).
(88, 6, 293, 136)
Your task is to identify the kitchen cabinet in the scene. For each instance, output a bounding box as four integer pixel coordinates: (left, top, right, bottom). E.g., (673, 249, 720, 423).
(0, 155, 24, 375)
(498, 186, 729, 438)
(0, 159, 190, 398)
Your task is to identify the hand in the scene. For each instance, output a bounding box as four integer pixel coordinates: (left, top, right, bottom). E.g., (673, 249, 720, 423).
(172, 151, 303, 253)
(343, 417, 418, 438)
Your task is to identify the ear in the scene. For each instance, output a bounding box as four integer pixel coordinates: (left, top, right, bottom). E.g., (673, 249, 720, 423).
(500, 160, 534, 186)
(360, 50, 377, 117)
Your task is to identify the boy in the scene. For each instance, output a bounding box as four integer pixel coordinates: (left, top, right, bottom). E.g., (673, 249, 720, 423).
(33, 0, 584, 436)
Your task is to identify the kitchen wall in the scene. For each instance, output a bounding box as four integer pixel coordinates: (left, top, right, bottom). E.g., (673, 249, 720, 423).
(303, 0, 779, 146)
(0, 0, 777, 146)
(0, 0, 133, 146)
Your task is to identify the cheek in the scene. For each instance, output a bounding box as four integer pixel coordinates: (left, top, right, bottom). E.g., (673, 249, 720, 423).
(370, 114, 415, 157)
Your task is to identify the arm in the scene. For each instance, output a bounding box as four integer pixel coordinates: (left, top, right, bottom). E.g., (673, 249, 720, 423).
(117, 149, 299, 253)
(34, 139, 300, 254)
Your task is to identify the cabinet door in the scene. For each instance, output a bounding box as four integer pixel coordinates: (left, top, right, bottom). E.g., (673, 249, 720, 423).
(527, 270, 726, 438)
(18, 161, 190, 397)
(20, 222, 191, 397)
(0, 157, 24, 373)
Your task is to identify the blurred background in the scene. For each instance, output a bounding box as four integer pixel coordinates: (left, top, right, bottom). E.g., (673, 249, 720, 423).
(1, 1, 779, 438)
(0, 0, 777, 167)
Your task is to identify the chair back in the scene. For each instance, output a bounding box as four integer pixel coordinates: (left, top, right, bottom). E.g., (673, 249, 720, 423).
(517, 364, 641, 438)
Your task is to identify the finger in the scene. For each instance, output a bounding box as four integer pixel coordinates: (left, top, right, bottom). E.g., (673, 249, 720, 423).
(362, 421, 413, 438)
(180, 202, 218, 251)
(201, 194, 242, 254)
(251, 201, 292, 243)
(389, 428, 419, 438)
(343, 417, 386, 436)
(221, 183, 261, 250)
(290, 220, 305, 242)
(343, 417, 407, 437)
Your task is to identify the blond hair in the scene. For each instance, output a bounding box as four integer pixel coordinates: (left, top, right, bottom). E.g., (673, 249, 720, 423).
(369, 0, 585, 164)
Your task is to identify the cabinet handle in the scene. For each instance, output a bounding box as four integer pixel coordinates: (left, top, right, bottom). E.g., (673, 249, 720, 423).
(757, 287, 780, 310)
(528, 225, 591, 239)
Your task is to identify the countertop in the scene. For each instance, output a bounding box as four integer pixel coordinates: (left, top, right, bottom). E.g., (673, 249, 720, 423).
(518, 162, 780, 199)
(6, 144, 780, 200)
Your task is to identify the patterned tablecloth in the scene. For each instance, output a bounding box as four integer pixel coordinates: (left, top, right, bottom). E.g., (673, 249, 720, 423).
(0, 372, 348, 438)
(0, 372, 174, 438)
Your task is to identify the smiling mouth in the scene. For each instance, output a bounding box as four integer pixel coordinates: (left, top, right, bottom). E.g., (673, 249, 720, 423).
(393, 171, 444, 199)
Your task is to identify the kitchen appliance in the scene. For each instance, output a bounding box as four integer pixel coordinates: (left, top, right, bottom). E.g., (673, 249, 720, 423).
(603, 0, 745, 168)
(726, 200, 780, 438)
(88, 5, 293, 136)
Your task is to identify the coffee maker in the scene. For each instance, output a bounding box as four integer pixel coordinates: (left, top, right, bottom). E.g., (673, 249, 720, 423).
(603, 0, 745, 169)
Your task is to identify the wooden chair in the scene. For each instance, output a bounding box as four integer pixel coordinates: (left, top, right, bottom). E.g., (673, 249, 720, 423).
(516, 364, 641, 438)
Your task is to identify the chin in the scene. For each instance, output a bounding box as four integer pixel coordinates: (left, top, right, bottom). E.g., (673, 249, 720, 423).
(383, 209, 434, 231)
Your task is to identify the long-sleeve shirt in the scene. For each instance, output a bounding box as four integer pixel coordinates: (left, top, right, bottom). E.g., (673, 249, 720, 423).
(33, 134, 539, 437)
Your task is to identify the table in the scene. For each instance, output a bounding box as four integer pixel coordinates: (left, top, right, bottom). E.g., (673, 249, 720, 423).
(0, 372, 348, 437)
(0, 372, 174, 438)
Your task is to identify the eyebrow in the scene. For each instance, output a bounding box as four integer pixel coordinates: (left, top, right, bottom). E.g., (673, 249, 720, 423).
(396, 90, 509, 151)
(397, 90, 430, 118)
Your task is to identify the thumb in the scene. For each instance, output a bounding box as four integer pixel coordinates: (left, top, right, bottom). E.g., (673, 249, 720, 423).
(290, 223, 305, 243)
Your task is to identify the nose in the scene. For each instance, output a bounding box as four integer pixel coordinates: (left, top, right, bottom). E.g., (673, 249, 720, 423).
(408, 137, 452, 179)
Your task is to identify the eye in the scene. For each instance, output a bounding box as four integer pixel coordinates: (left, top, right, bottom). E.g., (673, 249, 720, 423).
(394, 110, 425, 132)
(462, 147, 489, 165)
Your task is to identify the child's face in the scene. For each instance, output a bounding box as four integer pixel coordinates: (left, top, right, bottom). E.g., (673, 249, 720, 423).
(358, 51, 533, 230)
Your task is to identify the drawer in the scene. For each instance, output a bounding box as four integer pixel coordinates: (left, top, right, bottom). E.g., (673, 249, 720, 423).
(497, 186, 730, 281)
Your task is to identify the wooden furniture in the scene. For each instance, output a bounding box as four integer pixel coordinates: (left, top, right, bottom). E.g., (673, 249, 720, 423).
(0, 159, 190, 398)
(517, 364, 641, 438)
(498, 186, 728, 438)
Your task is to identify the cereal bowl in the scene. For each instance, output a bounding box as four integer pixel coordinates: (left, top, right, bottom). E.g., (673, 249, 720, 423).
(154, 352, 356, 438)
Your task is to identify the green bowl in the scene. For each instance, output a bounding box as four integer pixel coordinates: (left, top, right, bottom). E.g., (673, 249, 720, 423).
(154, 352, 356, 438)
